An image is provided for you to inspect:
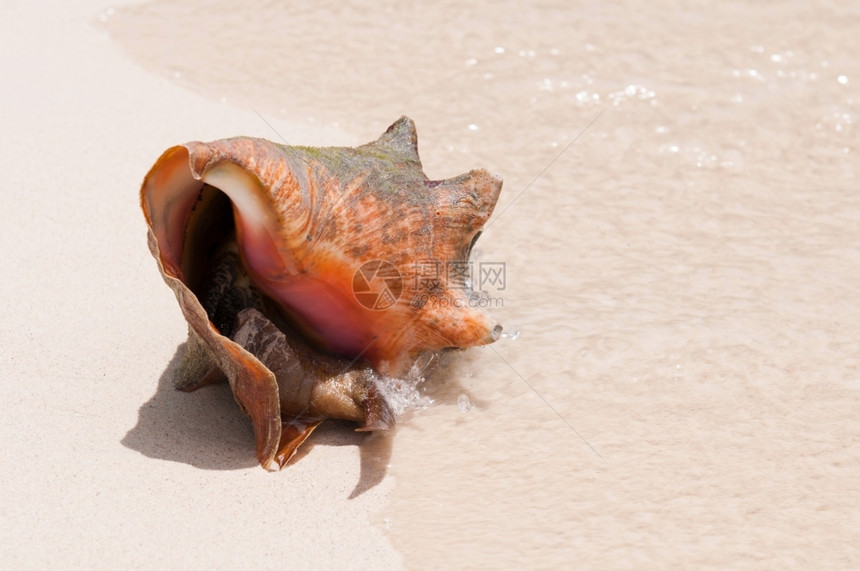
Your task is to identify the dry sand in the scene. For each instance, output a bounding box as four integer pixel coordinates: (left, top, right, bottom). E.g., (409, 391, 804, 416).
(0, 0, 401, 568)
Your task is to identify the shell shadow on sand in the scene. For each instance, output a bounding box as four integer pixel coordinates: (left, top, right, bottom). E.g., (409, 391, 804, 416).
(122, 342, 393, 497)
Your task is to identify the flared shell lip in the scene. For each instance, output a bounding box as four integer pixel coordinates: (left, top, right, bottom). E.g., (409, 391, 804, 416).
(140, 142, 290, 280)
(140, 145, 202, 278)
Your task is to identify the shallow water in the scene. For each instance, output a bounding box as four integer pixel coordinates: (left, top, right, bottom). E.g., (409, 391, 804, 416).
(106, 1, 859, 566)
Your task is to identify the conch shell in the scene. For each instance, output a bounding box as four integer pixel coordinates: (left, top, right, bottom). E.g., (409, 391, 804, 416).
(140, 117, 503, 470)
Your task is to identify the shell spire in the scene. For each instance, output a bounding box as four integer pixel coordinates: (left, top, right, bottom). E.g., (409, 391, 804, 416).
(360, 116, 421, 163)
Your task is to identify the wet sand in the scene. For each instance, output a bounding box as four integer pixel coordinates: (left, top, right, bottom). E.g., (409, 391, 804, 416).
(2, 0, 858, 568)
(0, 0, 399, 567)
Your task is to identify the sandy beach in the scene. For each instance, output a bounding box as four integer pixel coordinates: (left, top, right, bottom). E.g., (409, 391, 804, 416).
(0, 0, 400, 567)
(4, 0, 860, 568)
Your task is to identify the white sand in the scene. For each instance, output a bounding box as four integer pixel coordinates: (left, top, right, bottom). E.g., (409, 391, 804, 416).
(0, 1, 401, 567)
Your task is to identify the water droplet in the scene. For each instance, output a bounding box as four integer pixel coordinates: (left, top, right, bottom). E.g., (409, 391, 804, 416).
(458, 394, 473, 412)
(838, 75, 849, 85)
(465, 58, 478, 66)
(494, 46, 505, 54)
(468, 124, 479, 131)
